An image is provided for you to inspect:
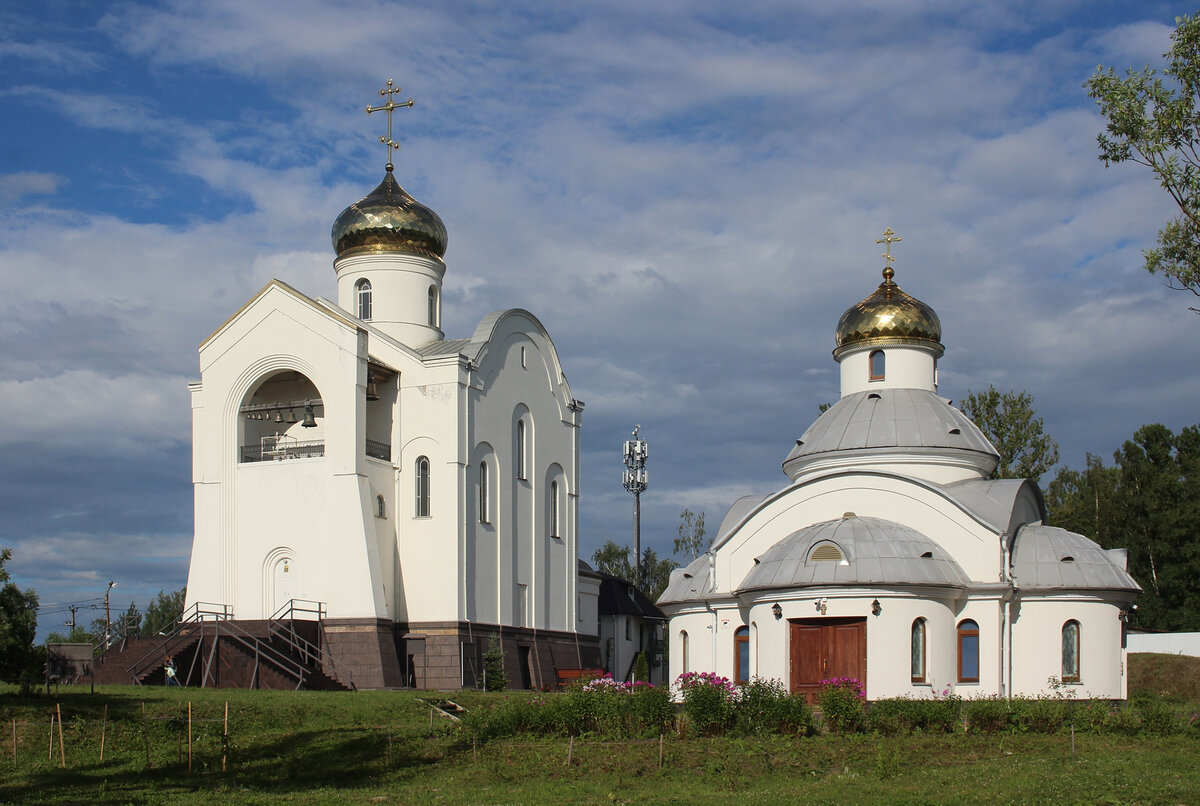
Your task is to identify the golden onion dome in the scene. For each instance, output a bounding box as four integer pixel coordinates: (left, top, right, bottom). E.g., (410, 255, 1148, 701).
(331, 168, 447, 260)
(834, 266, 943, 358)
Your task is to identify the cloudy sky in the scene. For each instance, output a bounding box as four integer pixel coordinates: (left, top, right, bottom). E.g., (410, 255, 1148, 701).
(3, 0, 1197, 637)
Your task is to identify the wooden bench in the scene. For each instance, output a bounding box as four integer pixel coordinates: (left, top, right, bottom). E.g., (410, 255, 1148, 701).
(555, 668, 603, 688)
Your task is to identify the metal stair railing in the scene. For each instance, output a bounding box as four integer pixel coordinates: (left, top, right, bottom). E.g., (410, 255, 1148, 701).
(205, 619, 313, 690)
(268, 599, 335, 680)
(125, 602, 232, 683)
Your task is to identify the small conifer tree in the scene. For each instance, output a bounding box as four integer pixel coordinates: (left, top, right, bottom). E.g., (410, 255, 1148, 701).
(483, 639, 508, 691)
(634, 651, 649, 683)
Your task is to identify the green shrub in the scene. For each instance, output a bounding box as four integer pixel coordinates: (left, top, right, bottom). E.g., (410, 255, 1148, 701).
(1136, 698, 1181, 736)
(1072, 699, 1117, 733)
(818, 677, 865, 735)
(867, 696, 960, 736)
(963, 697, 1010, 733)
(732, 677, 813, 736)
(677, 671, 736, 736)
(630, 683, 675, 736)
(1011, 697, 1069, 734)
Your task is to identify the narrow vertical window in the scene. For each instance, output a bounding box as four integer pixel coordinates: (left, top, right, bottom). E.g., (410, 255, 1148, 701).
(516, 419, 527, 480)
(549, 481, 560, 538)
(415, 456, 430, 517)
(734, 625, 750, 685)
(1062, 620, 1080, 683)
(478, 461, 489, 524)
(680, 630, 689, 673)
(911, 618, 927, 683)
(356, 279, 372, 320)
(428, 285, 438, 327)
(957, 619, 979, 683)
(869, 349, 885, 381)
(376, 494, 386, 519)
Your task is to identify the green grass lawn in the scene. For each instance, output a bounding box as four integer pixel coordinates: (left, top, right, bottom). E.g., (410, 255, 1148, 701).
(0, 669, 1197, 805)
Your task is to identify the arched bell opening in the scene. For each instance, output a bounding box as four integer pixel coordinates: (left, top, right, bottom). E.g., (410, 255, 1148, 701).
(238, 370, 325, 462)
(365, 365, 396, 462)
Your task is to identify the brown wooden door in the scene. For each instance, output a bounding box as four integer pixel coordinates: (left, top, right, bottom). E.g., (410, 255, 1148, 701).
(789, 618, 866, 703)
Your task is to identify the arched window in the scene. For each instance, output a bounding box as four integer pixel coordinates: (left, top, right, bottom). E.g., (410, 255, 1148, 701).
(957, 619, 979, 683)
(516, 419, 527, 480)
(680, 630, 689, 673)
(478, 461, 489, 524)
(911, 618, 927, 683)
(376, 494, 386, 519)
(415, 456, 430, 517)
(734, 625, 750, 685)
(869, 349, 885, 381)
(549, 480, 560, 538)
(356, 279, 372, 320)
(428, 285, 438, 327)
(1062, 620, 1080, 683)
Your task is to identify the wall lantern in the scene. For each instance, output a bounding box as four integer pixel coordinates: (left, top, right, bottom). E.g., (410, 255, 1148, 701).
(815, 598, 828, 615)
(772, 602, 783, 621)
(871, 599, 882, 616)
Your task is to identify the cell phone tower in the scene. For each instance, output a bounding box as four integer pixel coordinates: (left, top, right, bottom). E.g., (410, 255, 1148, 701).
(622, 425, 649, 577)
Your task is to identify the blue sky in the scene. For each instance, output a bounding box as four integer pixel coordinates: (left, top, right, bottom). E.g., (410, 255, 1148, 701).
(3, 1, 1198, 637)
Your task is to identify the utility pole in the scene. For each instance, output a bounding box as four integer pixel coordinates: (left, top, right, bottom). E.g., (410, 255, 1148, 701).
(622, 426, 649, 580)
(65, 604, 79, 634)
(103, 580, 116, 650)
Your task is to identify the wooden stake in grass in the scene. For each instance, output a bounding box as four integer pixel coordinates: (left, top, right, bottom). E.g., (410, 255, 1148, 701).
(187, 701, 193, 773)
(222, 701, 229, 773)
(658, 733, 664, 768)
(56, 704, 65, 768)
(565, 735, 574, 767)
(100, 704, 108, 763)
(48, 714, 54, 761)
(11, 718, 16, 763)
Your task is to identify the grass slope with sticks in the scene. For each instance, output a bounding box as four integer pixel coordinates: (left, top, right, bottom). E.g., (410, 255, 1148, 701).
(0, 653, 1196, 805)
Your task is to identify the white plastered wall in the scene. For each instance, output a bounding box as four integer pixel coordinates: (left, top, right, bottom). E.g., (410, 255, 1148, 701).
(1010, 595, 1129, 699)
(187, 283, 390, 620)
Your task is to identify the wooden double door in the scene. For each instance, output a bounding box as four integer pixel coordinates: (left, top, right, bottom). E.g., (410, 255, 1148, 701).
(789, 617, 866, 703)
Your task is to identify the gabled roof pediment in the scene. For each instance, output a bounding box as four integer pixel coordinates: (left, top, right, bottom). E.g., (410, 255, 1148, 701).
(200, 279, 361, 351)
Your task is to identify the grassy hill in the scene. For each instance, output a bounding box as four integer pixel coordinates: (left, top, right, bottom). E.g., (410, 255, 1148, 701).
(1128, 652, 1200, 702)
(0, 660, 1197, 805)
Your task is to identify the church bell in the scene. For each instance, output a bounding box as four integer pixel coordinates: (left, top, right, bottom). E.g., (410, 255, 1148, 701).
(301, 401, 317, 428)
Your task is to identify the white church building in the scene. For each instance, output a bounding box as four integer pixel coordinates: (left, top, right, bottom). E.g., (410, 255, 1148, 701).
(183, 88, 601, 689)
(658, 241, 1140, 701)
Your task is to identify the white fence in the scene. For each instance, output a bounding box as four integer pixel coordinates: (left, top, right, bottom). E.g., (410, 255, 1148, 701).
(1127, 632, 1200, 657)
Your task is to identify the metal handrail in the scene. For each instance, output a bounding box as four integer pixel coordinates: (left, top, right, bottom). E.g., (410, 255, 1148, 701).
(365, 439, 391, 460)
(124, 602, 232, 681)
(240, 441, 324, 463)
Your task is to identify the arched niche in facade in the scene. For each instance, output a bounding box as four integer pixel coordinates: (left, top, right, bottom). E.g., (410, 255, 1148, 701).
(238, 370, 325, 463)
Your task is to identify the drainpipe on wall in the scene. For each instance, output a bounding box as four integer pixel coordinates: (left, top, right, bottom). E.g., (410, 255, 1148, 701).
(999, 530, 1015, 700)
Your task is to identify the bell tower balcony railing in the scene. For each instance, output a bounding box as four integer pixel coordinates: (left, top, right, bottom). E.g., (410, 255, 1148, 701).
(365, 439, 391, 461)
(241, 434, 326, 463)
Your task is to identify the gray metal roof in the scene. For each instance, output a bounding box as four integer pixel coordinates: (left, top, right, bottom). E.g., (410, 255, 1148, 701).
(942, 478, 1046, 534)
(736, 515, 970, 593)
(715, 494, 768, 543)
(783, 389, 997, 470)
(1011, 524, 1141, 592)
(415, 337, 472, 357)
(657, 554, 713, 605)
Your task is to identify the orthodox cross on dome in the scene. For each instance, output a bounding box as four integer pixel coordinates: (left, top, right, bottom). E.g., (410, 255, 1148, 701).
(366, 78, 414, 171)
(875, 226, 902, 281)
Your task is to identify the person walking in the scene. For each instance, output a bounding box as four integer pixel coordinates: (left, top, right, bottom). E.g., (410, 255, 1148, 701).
(165, 655, 180, 686)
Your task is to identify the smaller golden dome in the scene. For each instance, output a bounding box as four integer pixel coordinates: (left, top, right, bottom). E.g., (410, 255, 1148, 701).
(834, 267, 943, 357)
(331, 168, 447, 260)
